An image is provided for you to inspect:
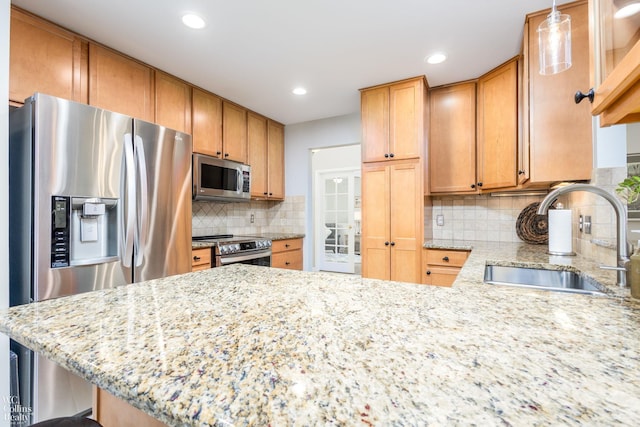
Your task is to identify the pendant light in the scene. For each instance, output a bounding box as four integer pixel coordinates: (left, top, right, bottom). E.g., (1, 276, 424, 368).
(614, 0, 640, 19)
(538, 0, 572, 75)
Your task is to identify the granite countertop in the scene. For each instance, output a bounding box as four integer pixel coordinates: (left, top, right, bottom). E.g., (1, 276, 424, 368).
(424, 239, 628, 298)
(192, 233, 305, 249)
(1, 245, 639, 425)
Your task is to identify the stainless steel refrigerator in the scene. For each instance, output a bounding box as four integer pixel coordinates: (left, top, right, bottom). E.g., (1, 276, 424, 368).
(8, 93, 193, 424)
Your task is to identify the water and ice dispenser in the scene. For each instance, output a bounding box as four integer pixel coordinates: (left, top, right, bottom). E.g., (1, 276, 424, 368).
(50, 196, 119, 267)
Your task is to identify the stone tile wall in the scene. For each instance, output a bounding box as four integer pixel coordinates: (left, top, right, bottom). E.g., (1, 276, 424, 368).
(430, 194, 546, 242)
(192, 196, 305, 237)
(429, 167, 624, 266)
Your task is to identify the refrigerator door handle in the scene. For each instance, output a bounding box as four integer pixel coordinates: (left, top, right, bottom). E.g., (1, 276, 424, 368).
(134, 135, 149, 268)
(122, 134, 136, 268)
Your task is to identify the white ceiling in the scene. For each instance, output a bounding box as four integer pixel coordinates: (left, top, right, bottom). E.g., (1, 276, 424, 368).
(11, 0, 574, 125)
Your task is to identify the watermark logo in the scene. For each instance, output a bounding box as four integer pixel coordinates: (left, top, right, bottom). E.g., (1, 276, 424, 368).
(2, 395, 31, 426)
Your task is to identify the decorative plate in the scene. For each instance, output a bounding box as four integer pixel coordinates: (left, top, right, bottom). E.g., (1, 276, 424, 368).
(516, 202, 548, 244)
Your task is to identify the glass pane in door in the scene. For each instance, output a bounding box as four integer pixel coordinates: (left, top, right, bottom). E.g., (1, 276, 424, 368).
(319, 173, 354, 273)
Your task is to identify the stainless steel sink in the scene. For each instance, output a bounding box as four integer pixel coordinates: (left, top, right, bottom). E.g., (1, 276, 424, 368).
(483, 264, 608, 296)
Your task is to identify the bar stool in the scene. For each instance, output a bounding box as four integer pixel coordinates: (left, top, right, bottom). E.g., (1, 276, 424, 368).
(31, 417, 103, 426)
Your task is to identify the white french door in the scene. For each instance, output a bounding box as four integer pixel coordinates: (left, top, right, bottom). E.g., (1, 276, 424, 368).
(315, 169, 361, 273)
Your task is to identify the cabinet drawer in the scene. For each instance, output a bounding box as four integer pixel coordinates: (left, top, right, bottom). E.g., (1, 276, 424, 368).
(271, 250, 302, 270)
(425, 249, 469, 267)
(422, 266, 460, 287)
(272, 238, 303, 253)
(192, 247, 211, 271)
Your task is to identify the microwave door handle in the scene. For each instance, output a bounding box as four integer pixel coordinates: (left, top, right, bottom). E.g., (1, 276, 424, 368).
(134, 135, 149, 267)
(121, 134, 136, 268)
(237, 167, 242, 194)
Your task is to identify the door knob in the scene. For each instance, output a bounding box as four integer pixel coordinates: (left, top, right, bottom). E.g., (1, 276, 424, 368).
(574, 88, 594, 104)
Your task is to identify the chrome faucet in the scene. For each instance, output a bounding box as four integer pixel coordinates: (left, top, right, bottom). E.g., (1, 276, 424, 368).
(537, 183, 630, 287)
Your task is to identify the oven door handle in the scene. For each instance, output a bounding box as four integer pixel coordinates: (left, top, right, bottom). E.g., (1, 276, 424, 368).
(219, 250, 272, 265)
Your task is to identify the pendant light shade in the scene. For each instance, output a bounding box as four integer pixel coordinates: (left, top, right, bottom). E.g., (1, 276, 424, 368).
(538, 1, 572, 75)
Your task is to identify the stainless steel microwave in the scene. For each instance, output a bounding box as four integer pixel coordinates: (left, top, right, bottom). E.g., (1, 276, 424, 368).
(192, 154, 251, 202)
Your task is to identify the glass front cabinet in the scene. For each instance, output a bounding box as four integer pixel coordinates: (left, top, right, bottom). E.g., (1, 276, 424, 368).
(589, 0, 640, 126)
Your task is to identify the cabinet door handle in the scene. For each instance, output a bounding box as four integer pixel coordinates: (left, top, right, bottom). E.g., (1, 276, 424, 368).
(285, 261, 291, 265)
(193, 256, 201, 261)
(470, 184, 476, 189)
(269, 193, 273, 196)
(224, 153, 230, 157)
(285, 244, 290, 248)
(216, 151, 222, 156)
(477, 182, 483, 187)
(574, 88, 594, 104)
(263, 192, 268, 195)
(384, 153, 390, 158)
(389, 153, 395, 158)
(426, 270, 431, 275)
(390, 242, 396, 246)
(384, 241, 390, 246)
(518, 170, 526, 175)
(442, 256, 449, 262)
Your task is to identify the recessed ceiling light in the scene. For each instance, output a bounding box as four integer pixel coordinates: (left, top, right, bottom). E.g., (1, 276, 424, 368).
(292, 87, 307, 95)
(425, 53, 447, 64)
(614, 2, 640, 18)
(182, 14, 206, 29)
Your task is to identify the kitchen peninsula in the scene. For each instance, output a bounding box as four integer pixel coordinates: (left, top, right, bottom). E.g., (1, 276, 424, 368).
(1, 243, 639, 426)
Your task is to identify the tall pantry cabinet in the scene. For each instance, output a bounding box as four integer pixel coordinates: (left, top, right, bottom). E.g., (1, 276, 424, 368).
(360, 77, 427, 284)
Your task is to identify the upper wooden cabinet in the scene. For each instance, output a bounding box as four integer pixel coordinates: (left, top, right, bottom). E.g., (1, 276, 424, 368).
(429, 82, 477, 194)
(248, 114, 284, 200)
(155, 71, 191, 134)
(267, 120, 285, 200)
(589, 0, 640, 126)
(361, 77, 427, 163)
(222, 101, 248, 163)
(476, 58, 519, 191)
(248, 112, 269, 198)
(525, 0, 592, 184)
(88, 43, 154, 122)
(9, 7, 87, 105)
(192, 88, 223, 156)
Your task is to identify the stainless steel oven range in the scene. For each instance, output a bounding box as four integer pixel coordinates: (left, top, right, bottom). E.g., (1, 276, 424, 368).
(192, 235, 272, 267)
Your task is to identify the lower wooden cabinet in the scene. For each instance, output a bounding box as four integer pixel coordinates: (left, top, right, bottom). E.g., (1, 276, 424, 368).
(191, 247, 212, 272)
(422, 249, 470, 286)
(94, 386, 166, 427)
(271, 238, 303, 270)
(361, 159, 423, 283)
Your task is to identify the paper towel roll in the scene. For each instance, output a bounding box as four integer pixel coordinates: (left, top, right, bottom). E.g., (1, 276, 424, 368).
(548, 209, 575, 256)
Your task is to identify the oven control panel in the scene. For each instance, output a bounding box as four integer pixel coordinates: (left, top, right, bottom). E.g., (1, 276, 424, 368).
(218, 239, 272, 255)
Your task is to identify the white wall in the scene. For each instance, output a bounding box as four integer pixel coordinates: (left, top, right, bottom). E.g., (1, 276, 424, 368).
(594, 116, 627, 168)
(1, 0, 11, 424)
(626, 122, 640, 154)
(284, 112, 361, 269)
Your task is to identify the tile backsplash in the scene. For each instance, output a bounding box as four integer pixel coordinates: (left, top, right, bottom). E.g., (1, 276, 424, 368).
(429, 167, 626, 266)
(192, 196, 305, 237)
(431, 194, 546, 242)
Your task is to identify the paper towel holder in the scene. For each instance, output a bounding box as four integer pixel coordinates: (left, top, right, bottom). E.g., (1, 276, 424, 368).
(547, 203, 576, 256)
